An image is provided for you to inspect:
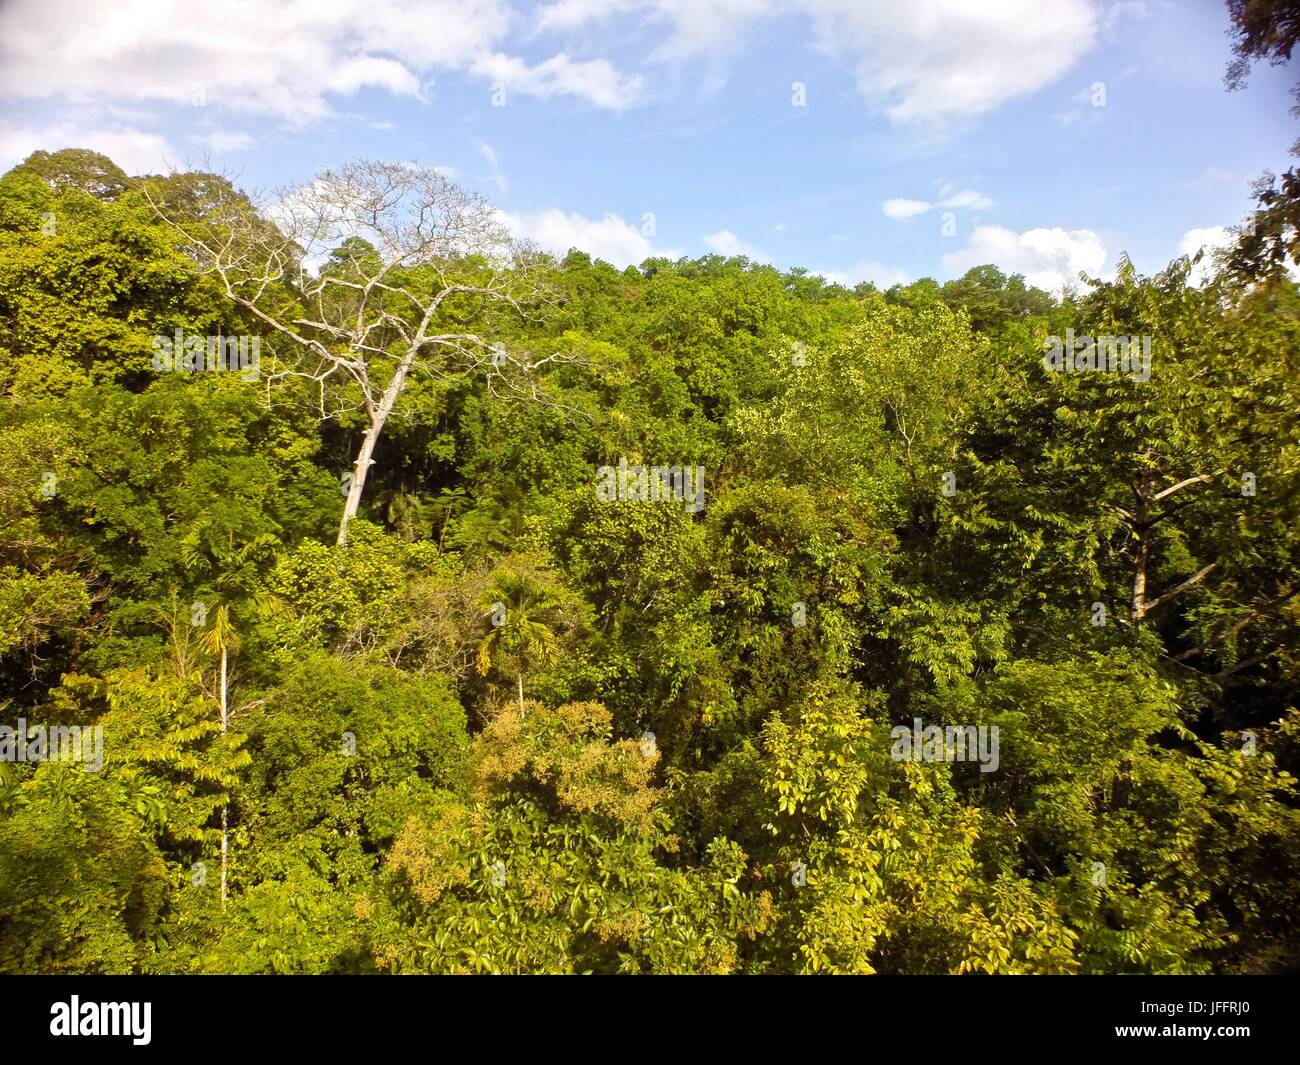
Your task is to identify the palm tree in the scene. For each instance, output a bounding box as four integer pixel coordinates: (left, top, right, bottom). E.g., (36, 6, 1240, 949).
(171, 531, 280, 912)
(475, 571, 565, 715)
(198, 604, 238, 909)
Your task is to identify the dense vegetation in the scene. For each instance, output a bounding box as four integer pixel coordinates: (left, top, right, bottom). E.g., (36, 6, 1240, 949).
(0, 143, 1297, 975)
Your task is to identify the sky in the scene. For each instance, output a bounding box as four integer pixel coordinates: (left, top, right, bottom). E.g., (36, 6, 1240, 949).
(1, 0, 1297, 292)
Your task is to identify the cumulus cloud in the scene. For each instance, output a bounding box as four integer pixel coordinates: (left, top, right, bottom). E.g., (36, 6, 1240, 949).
(703, 229, 766, 259)
(800, 0, 1100, 124)
(543, 0, 1100, 122)
(0, 0, 643, 121)
(942, 224, 1107, 292)
(501, 208, 678, 267)
(0, 119, 175, 174)
(0, 0, 1100, 131)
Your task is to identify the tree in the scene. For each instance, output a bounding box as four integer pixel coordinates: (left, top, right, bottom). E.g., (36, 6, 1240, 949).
(10, 149, 129, 200)
(5, 144, 1300, 974)
(1225, 0, 1300, 108)
(374, 699, 769, 974)
(475, 567, 571, 715)
(143, 161, 564, 545)
(199, 604, 238, 908)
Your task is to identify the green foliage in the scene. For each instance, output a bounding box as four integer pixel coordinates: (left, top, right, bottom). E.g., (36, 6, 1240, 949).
(2, 149, 1298, 975)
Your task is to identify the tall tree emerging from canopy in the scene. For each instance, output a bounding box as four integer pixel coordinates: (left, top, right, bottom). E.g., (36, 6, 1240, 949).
(143, 161, 557, 545)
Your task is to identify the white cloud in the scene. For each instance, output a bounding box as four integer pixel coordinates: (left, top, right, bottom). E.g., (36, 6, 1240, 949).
(816, 260, 910, 289)
(537, 0, 641, 32)
(539, 0, 777, 59)
(470, 52, 643, 109)
(0, 0, 642, 121)
(799, 0, 1100, 124)
(883, 198, 932, 219)
(1174, 223, 1300, 284)
(645, 0, 779, 60)
(502, 208, 677, 267)
(943, 224, 1107, 292)
(938, 189, 993, 210)
(0, 0, 1101, 129)
(545, 0, 1100, 121)
(1177, 226, 1232, 256)
(324, 56, 423, 98)
(703, 228, 766, 258)
(883, 189, 993, 218)
(1177, 225, 1232, 286)
(0, 119, 175, 174)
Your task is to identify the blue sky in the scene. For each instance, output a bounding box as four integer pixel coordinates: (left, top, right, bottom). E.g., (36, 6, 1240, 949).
(1, 0, 1296, 291)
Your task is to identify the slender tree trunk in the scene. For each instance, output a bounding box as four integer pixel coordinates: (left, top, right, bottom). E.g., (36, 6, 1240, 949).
(517, 671, 525, 716)
(1131, 466, 1152, 621)
(220, 806, 228, 910)
(337, 351, 418, 546)
(219, 645, 228, 730)
(219, 645, 228, 910)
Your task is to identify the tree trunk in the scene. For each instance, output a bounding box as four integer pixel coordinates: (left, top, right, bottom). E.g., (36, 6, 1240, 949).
(1131, 466, 1152, 621)
(338, 420, 382, 546)
(220, 805, 228, 910)
(219, 645, 228, 910)
(337, 351, 418, 546)
(517, 671, 525, 717)
(219, 645, 227, 731)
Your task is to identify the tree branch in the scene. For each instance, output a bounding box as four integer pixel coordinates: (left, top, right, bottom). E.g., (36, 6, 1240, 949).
(1144, 563, 1219, 615)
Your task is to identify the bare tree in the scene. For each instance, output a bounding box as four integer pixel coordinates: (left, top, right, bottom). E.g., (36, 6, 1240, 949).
(144, 161, 565, 545)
